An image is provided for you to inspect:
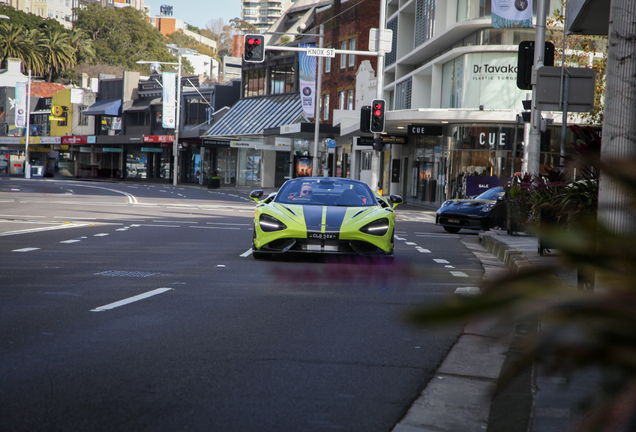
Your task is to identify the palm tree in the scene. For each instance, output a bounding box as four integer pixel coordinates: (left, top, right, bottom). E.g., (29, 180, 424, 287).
(0, 23, 43, 75)
(39, 28, 76, 81)
(68, 27, 95, 65)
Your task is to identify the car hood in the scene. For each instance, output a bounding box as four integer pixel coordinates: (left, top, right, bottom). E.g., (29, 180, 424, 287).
(269, 202, 387, 231)
(436, 199, 496, 213)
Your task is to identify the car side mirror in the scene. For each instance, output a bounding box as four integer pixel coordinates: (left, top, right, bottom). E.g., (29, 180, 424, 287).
(250, 190, 264, 203)
(390, 195, 403, 209)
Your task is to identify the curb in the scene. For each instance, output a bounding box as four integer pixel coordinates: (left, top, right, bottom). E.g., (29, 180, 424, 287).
(478, 232, 533, 274)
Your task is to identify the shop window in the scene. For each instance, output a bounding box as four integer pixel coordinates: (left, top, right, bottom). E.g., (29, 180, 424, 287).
(184, 97, 212, 126)
(270, 64, 295, 94)
(244, 68, 266, 97)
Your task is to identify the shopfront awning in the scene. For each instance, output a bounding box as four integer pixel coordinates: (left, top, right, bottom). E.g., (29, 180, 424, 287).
(83, 99, 122, 116)
(204, 93, 304, 138)
(124, 97, 161, 112)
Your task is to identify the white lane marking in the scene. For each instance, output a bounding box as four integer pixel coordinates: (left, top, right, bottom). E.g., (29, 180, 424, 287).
(454, 287, 481, 295)
(240, 249, 253, 257)
(160, 190, 167, 193)
(139, 224, 180, 228)
(12, 247, 40, 252)
(0, 214, 45, 218)
(90, 288, 173, 312)
(417, 249, 431, 253)
(445, 265, 455, 268)
(115, 228, 129, 231)
(450, 271, 469, 277)
(54, 216, 98, 220)
(216, 265, 226, 268)
(206, 222, 252, 226)
(0, 223, 91, 237)
(152, 220, 198, 224)
(395, 236, 406, 240)
(60, 240, 81, 244)
(191, 226, 240, 230)
(433, 259, 450, 264)
(405, 242, 417, 245)
(53, 183, 139, 204)
(11, 188, 20, 191)
(94, 233, 109, 237)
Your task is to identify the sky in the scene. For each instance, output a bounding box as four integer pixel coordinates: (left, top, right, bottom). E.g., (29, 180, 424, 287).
(143, 0, 242, 30)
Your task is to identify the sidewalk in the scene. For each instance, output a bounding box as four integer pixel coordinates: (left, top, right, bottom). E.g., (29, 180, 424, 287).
(392, 230, 594, 432)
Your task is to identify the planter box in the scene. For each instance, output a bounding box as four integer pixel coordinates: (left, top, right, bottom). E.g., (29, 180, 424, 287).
(208, 178, 221, 189)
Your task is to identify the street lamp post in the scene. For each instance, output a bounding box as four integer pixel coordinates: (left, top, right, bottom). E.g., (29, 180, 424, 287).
(137, 56, 182, 186)
(312, 25, 324, 177)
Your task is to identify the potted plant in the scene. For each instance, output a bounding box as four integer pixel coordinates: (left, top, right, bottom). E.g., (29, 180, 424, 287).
(208, 170, 221, 189)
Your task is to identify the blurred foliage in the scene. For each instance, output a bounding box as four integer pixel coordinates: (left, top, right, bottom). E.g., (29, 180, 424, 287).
(409, 146, 636, 430)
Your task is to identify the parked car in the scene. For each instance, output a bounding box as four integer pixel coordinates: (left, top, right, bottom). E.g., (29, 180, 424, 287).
(435, 186, 506, 233)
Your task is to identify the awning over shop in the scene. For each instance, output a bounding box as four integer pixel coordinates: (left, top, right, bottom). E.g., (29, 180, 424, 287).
(124, 97, 161, 112)
(204, 93, 304, 137)
(83, 99, 122, 116)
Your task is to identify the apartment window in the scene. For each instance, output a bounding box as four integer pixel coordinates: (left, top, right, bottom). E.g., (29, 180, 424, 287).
(184, 97, 212, 126)
(323, 94, 329, 121)
(325, 46, 331, 73)
(395, 77, 412, 110)
(340, 41, 347, 69)
(385, 18, 398, 66)
(347, 90, 354, 110)
(348, 38, 356, 67)
(78, 107, 89, 126)
(338, 91, 346, 109)
(415, 0, 435, 48)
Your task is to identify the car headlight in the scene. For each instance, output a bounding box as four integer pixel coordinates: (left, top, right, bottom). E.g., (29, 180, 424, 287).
(360, 218, 390, 236)
(481, 204, 495, 213)
(259, 214, 287, 232)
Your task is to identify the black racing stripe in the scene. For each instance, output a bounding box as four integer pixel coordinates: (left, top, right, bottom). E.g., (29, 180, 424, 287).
(303, 206, 324, 231)
(325, 207, 348, 231)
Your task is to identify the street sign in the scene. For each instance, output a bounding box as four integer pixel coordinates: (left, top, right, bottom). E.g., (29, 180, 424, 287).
(536, 66, 596, 112)
(306, 48, 336, 57)
(369, 29, 393, 53)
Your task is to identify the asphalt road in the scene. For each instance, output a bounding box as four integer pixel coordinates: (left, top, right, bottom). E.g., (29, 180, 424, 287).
(0, 178, 486, 432)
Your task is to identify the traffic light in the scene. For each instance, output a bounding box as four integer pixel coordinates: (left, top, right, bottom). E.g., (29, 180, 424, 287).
(373, 136, 384, 152)
(517, 41, 555, 90)
(360, 105, 371, 133)
(521, 99, 532, 122)
(243, 34, 265, 63)
(370, 99, 385, 133)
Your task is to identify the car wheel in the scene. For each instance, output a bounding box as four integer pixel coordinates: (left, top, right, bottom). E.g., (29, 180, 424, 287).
(443, 226, 461, 234)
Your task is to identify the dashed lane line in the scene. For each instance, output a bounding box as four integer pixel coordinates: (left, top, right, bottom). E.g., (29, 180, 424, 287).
(12, 247, 40, 252)
(90, 288, 173, 312)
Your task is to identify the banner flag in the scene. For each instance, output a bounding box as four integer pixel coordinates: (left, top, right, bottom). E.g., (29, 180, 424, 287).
(162, 72, 176, 129)
(299, 44, 316, 119)
(15, 82, 27, 128)
(492, 0, 533, 28)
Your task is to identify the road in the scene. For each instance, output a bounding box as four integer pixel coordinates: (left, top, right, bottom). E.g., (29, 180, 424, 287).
(0, 178, 485, 432)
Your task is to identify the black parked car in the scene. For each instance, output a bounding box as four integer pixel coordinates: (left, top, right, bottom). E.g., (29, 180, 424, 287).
(435, 186, 506, 233)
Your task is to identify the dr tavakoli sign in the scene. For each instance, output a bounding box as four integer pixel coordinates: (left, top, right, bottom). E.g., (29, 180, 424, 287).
(492, 0, 533, 28)
(467, 52, 525, 109)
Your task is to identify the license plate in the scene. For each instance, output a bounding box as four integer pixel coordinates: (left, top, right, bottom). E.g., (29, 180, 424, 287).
(448, 219, 460, 224)
(307, 232, 338, 240)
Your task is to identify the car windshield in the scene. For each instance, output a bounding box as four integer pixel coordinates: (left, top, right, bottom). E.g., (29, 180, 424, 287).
(275, 178, 378, 206)
(476, 187, 504, 200)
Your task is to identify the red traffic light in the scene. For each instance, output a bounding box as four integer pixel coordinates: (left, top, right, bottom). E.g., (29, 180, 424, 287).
(247, 38, 255, 45)
(373, 109, 382, 117)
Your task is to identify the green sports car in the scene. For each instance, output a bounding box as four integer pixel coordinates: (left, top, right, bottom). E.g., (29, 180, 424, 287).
(249, 177, 403, 260)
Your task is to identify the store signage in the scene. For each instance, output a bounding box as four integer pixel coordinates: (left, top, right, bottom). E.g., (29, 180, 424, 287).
(0, 137, 20, 144)
(40, 137, 61, 144)
(62, 136, 89, 144)
(103, 148, 123, 153)
(359, 136, 406, 145)
(141, 147, 164, 153)
(408, 125, 443, 136)
(203, 139, 230, 146)
(143, 135, 174, 143)
(479, 132, 508, 146)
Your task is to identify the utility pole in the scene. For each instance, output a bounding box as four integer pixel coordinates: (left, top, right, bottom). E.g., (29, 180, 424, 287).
(526, 0, 548, 177)
(372, 0, 387, 193)
(312, 25, 324, 178)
